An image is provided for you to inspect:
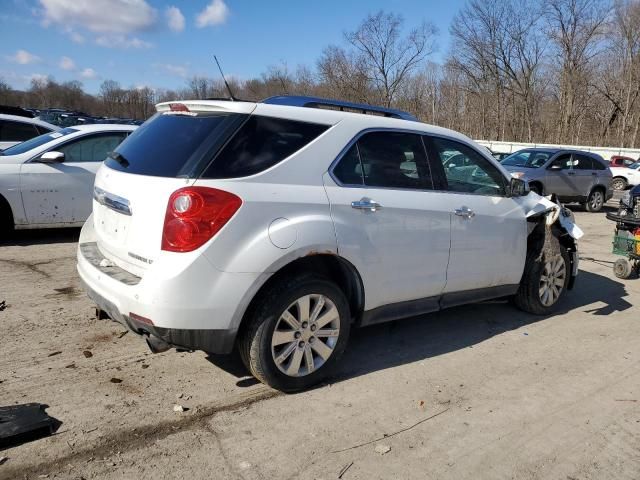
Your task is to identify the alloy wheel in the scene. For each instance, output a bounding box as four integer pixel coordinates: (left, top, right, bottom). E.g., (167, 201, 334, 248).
(611, 178, 626, 191)
(589, 191, 604, 210)
(539, 255, 566, 307)
(271, 294, 340, 377)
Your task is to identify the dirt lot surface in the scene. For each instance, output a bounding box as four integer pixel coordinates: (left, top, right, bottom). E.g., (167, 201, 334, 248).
(1, 198, 639, 480)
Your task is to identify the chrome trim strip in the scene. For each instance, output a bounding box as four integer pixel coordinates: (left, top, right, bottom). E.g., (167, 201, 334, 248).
(93, 186, 132, 216)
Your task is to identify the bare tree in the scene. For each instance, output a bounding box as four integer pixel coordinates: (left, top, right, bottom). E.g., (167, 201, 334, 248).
(344, 11, 437, 106)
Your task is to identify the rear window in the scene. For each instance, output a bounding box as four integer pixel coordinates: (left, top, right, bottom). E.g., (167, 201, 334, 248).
(202, 116, 329, 178)
(0, 120, 39, 142)
(104, 112, 247, 177)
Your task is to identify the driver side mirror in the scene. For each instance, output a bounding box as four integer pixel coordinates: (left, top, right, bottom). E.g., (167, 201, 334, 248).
(37, 151, 65, 164)
(508, 177, 529, 197)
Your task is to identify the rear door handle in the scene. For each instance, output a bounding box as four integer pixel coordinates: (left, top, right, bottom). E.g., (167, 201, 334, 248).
(351, 198, 382, 212)
(454, 206, 475, 219)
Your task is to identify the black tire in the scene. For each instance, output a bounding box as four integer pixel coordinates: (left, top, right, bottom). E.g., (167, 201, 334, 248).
(238, 274, 351, 392)
(585, 188, 605, 212)
(613, 258, 633, 279)
(514, 234, 570, 315)
(529, 183, 542, 195)
(611, 177, 627, 191)
(0, 197, 14, 240)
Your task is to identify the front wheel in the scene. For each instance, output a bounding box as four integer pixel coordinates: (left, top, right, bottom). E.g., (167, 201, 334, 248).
(514, 235, 570, 315)
(584, 189, 605, 212)
(239, 275, 351, 392)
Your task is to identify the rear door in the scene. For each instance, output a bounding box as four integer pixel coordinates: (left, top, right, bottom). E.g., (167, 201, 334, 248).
(424, 136, 527, 296)
(324, 130, 450, 313)
(20, 132, 128, 225)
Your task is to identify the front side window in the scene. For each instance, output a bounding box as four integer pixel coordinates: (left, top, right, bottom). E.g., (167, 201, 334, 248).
(550, 153, 573, 170)
(203, 116, 329, 178)
(429, 137, 507, 195)
(573, 154, 594, 170)
(57, 133, 128, 162)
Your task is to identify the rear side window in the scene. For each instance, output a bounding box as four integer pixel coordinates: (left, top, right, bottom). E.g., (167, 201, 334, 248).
(573, 154, 594, 170)
(105, 113, 247, 177)
(0, 120, 39, 141)
(202, 116, 329, 178)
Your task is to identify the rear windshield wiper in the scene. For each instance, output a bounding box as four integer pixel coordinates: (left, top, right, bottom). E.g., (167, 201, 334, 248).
(108, 151, 129, 168)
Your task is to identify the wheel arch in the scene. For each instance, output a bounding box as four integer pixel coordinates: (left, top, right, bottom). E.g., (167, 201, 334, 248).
(236, 253, 365, 340)
(528, 180, 544, 194)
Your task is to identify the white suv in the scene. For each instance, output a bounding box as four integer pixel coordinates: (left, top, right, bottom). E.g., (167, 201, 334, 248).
(77, 96, 580, 391)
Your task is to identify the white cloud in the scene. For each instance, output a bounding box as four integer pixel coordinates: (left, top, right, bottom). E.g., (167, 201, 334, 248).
(7, 49, 41, 65)
(59, 56, 76, 70)
(39, 0, 157, 34)
(165, 6, 185, 33)
(154, 63, 188, 77)
(196, 0, 229, 28)
(68, 30, 85, 44)
(79, 68, 97, 79)
(96, 35, 152, 49)
(29, 73, 49, 84)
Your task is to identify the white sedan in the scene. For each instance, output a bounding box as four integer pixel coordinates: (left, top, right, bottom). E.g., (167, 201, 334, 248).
(610, 161, 640, 191)
(0, 124, 136, 230)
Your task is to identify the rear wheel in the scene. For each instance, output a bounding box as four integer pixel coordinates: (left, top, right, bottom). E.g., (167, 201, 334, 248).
(584, 189, 605, 212)
(514, 235, 570, 315)
(239, 275, 350, 392)
(611, 177, 627, 191)
(0, 197, 14, 240)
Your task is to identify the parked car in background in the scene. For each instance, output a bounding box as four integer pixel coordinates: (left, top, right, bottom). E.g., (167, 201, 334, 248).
(501, 148, 613, 211)
(610, 161, 640, 190)
(0, 114, 60, 150)
(77, 96, 580, 391)
(0, 124, 136, 230)
(609, 155, 637, 168)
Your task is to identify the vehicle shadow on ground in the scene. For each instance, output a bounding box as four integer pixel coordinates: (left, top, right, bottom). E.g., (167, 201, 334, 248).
(0, 228, 80, 247)
(208, 269, 632, 388)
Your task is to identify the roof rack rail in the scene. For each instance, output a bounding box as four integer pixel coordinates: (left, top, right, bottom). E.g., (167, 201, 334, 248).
(261, 95, 417, 121)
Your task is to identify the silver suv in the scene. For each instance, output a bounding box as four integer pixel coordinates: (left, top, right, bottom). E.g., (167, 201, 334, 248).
(501, 149, 613, 212)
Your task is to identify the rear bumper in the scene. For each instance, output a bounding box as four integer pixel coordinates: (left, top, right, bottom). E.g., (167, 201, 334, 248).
(76, 218, 262, 355)
(80, 277, 236, 353)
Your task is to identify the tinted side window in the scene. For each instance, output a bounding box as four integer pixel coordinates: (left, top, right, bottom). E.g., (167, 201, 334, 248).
(356, 131, 432, 189)
(333, 144, 364, 185)
(36, 125, 53, 135)
(573, 154, 594, 170)
(0, 120, 39, 141)
(57, 133, 128, 162)
(429, 137, 506, 195)
(550, 153, 572, 169)
(203, 116, 329, 178)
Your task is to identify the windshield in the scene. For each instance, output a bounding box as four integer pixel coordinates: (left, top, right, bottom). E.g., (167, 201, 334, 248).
(1, 127, 77, 156)
(501, 150, 552, 168)
(630, 161, 640, 170)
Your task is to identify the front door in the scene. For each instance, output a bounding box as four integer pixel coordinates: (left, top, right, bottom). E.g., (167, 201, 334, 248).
(544, 153, 579, 198)
(324, 130, 451, 312)
(425, 136, 528, 295)
(20, 132, 128, 225)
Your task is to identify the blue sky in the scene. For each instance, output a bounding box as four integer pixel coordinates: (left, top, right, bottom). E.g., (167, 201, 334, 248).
(1, 0, 465, 93)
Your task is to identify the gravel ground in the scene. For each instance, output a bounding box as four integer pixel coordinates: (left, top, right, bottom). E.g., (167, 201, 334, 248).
(0, 197, 638, 480)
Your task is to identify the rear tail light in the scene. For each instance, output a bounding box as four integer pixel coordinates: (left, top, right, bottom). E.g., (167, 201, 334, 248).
(161, 187, 242, 252)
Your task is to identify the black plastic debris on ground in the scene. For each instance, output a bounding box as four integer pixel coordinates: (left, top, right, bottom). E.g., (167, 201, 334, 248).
(0, 300, 6, 311)
(0, 403, 60, 450)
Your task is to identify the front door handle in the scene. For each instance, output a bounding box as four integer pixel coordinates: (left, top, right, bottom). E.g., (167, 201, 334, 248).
(351, 198, 382, 212)
(567, 171, 576, 175)
(454, 206, 475, 219)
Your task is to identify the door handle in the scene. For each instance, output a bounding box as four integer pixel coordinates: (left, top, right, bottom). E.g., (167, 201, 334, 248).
(591, 172, 597, 176)
(454, 206, 475, 219)
(567, 171, 576, 175)
(351, 198, 382, 212)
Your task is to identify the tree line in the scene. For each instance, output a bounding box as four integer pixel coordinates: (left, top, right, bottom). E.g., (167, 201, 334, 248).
(1, 0, 639, 148)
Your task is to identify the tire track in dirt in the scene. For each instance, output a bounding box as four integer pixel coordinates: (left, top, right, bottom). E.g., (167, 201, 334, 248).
(2, 385, 282, 480)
